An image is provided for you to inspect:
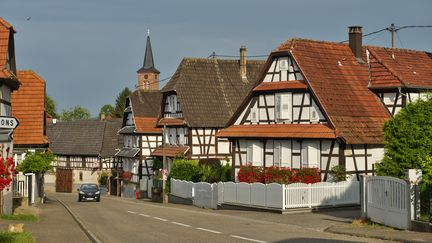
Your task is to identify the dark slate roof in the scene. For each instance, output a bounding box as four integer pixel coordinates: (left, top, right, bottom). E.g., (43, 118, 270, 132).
(48, 119, 122, 157)
(161, 58, 265, 127)
(137, 35, 160, 73)
(100, 119, 122, 157)
(129, 90, 163, 117)
(115, 148, 140, 158)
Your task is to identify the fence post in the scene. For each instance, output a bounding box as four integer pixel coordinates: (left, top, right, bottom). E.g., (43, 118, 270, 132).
(308, 183, 312, 208)
(282, 184, 286, 210)
(360, 175, 367, 219)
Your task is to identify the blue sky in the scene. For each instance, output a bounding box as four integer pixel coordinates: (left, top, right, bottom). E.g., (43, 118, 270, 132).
(2, 0, 432, 116)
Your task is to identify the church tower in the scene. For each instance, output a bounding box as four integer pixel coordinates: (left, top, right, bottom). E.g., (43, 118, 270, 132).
(137, 30, 160, 91)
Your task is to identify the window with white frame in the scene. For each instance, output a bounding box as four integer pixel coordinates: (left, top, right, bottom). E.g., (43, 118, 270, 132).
(246, 140, 263, 166)
(275, 93, 292, 122)
(301, 141, 320, 168)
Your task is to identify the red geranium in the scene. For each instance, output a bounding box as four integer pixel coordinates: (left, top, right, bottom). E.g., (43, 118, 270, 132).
(122, 171, 132, 181)
(0, 157, 15, 191)
(238, 163, 264, 183)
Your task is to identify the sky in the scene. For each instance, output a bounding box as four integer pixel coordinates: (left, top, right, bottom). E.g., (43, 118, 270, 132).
(2, 0, 432, 116)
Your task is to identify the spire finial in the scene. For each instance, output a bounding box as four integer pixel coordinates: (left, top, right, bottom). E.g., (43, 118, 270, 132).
(147, 28, 150, 36)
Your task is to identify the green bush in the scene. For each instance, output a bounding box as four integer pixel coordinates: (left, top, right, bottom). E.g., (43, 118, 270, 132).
(198, 158, 221, 168)
(376, 96, 432, 180)
(329, 165, 347, 182)
(98, 171, 109, 186)
(16, 152, 53, 173)
(200, 165, 221, 183)
(220, 163, 232, 182)
(0, 232, 34, 243)
(169, 158, 202, 182)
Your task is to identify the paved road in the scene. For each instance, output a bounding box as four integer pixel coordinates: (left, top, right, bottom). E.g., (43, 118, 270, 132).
(51, 192, 394, 243)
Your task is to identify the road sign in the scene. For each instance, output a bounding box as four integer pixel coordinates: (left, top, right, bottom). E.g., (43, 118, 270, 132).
(0, 129, 13, 142)
(0, 116, 19, 129)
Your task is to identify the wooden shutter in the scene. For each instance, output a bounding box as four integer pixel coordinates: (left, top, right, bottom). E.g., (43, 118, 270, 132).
(250, 105, 258, 123)
(253, 142, 263, 166)
(178, 128, 185, 145)
(274, 142, 280, 167)
(275, 95, 281, 120)
(247, 142, 253, 164)
(276, 93, 292, 121)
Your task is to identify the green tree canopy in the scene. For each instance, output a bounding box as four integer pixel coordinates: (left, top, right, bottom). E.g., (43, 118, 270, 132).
(45, 95, 58, 118)
(99, 104, 115, 118)
(17, 152, 54, 173)
(112, 87, 131, 118)
(60, 105, 91, 121)
(376, 95, 432, 181)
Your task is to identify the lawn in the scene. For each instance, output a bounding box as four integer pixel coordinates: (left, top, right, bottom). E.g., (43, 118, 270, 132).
(0, 214, 38, 222)
(0, 232, 34, 243)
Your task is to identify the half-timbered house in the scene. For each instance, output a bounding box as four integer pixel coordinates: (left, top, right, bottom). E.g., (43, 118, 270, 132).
(116, 90, 162, 198)
(151, 47, 265, 169)
(0, 17, 21, 214)
(46, 119, 122, 192)
(12, 70, 49, 163)
(217, 26, 432, 181)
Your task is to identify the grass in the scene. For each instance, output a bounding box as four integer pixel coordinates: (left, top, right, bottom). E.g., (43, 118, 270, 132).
(0, 232, 34, 243)
(352, 218, 385, 228)
(0, 214, 38, 222)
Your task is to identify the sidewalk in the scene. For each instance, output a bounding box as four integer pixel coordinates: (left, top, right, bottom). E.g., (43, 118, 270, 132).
(326, 224, 432, 243)
(0, 197, 90, 243)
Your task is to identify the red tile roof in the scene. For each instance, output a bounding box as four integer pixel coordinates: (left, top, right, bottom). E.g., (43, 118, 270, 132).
(276, 39, 391, 144)
(12, 70, 47, 145)
(134, 117, 162, 134)
(253, 80, 308, 92)
(158, 118, 187, 126)
(0, 18, 19, 89)
(217, 124, 336, 139)
(151, 145, 189, 157)
(368, 47, 432, 89)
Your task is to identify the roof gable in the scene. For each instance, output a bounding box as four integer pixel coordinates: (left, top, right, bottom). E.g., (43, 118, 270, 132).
(47, 119, 121, 156)
(130, 90, 162, 118)
(276, 39, 391, 144)
(0, 18, 19, 89)
(12, 70, 47, 145)
(368, 47, 432, 88)
(162, 58, 265, 127)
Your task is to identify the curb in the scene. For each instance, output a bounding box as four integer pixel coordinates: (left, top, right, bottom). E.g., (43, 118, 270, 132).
(55, 198, 103, 243)
(325, 226, 429, 243)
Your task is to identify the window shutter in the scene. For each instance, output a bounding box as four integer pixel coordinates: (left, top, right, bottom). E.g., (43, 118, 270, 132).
(247, 142, 253, 164)
(173, 95, 177, 113)
(301, 143, 308, 167)
(275, 95, 281, 120)
(274, 142, 280, 167)
(178, 128, 185, 145)
(253, 142, 263, 166)
(250, 106, 258, 123)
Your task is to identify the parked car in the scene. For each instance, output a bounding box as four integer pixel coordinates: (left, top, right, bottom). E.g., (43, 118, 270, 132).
(77, 183, 101, 202)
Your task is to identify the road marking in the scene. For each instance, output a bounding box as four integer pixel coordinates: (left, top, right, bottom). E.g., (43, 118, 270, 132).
(171, 221, 191, 227)
(139, 213, 150, 217)
(153, 217, 168, 222)
(127, 211, 137, 214)
(196, 227, 221, 234)
(230, 235, 266, 243)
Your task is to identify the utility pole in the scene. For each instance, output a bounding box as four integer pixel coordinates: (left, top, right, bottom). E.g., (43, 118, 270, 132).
(162, 123, 168, 204)
(388, 23, 396, 48)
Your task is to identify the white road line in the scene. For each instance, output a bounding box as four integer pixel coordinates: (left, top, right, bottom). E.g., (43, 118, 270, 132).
(153, 217, 168, 222)
(127, 211, 137, 214)
(230, 235, 266, 243)
(171, 221, 191, 227)
(196, 227, 221, 234)
(139, 213, 150, 217)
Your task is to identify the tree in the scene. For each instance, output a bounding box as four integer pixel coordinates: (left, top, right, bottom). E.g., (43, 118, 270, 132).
(376, 95, 432, 181)
(45, 95, 58, 118)
(99, 104, 114, 118)
(112, 87, 131, 118)
(16, 152, 54, 173)
(60, 105, 91, 121)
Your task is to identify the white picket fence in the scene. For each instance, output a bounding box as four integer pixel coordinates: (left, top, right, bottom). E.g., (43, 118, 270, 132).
(171, 179, 360, 210)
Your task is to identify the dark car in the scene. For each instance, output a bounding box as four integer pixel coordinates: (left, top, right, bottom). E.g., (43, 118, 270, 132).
(77, 183, 101, 202)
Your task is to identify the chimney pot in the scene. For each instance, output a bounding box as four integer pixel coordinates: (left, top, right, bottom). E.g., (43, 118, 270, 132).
(240, 45, 247, 79)
(348, 26, 364, 63)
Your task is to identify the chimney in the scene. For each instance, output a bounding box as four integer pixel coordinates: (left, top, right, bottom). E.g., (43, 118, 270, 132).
(240, 45, 247, 79)
(348, 26, 364, 63)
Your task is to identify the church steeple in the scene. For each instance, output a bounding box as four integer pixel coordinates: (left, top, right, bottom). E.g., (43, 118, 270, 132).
(137, 30, 160, 91)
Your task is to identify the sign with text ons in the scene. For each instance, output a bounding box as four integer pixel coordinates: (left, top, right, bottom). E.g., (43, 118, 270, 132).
(0, 116, 19, 129)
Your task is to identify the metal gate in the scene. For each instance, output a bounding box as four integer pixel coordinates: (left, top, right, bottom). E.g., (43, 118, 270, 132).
(364, 176, 410, 229)
(56, 169, 73, 193)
